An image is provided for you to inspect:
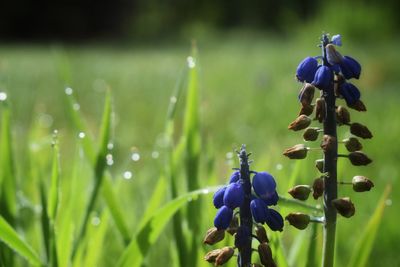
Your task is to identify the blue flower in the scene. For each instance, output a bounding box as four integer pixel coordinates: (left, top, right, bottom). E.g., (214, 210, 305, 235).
(331, 34, 342, 46)
(339, 56, 361, 79)
(213, 186, 227, 209)
(339, 82, 361, 105)
(265, 209, 284, 232)
(214, 206, 233, 230)
(223, 182, 245, 209)
(296, 57, 318, 83)
(229, 171, 240, 183)
(262, 190, 279, 206)
(312, 65, 333, 89)
(250, 198, 269, 223)
(252, 172, 276, 200)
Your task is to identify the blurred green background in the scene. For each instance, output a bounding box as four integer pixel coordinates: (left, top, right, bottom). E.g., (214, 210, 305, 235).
(0, 0, 399, 266)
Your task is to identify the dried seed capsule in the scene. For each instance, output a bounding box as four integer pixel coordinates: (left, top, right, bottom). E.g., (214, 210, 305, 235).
(350, 123, 373, 139)
(334, 74, 345, 96)
(285, 212, 310, 230)
(215, 247, 234, 266)
(258, 242, 276, 267)
(296, 57, 319, 83)
(298, 83, 316, 106)
(255, 225, 269, 243)
(204, 249, 222, 263)
(339, 56, 361, 79)
(315, 98, 326, 123)
(203, 227, 225, 245)
(223, 183, 245, 209)
(303, 127, 320, 141)
(312, 65, 334, 90)
(288, 115, 312, 131)
(320, 135, 337, 153)
(336, 106, 351, 125)
(332, 197, 355, 218)
(326, 44, 344, 65)
(283, 144, 308, 159)
(344, 137, 363, 152)
(348, 100, 367, 111)
(315, 159, 324, 173)
(299, 104, 314, 116)
(348, 151, 372, 166)
(312, 177, 324, 200)
(226, 215, 239, 235)
(288, 185, 311, 201)
(352, 176, 374, 192)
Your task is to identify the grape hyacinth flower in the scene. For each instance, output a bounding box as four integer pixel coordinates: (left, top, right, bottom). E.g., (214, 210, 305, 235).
(203, 145, 283, 267)
(283, 33, 375, 267)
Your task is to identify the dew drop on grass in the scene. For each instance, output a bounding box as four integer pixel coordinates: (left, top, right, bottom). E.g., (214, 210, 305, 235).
(91, 216, 101, 226)
(385, 199, 392, 206)
(187, 56, 196, 68)
(73, 103, 80, 110)
(107, 143, 114, 150)
(276, 164, 283, 171)
(226, 152, 234, 159)
(38, 113, 53, 128)
(201, 189, 210, 194)
(131, 152, 140, 162)
(170, 96, 177, 104)
(0, 92, 7, 101)
(123, 171, 133, 180)
(151, 151, 159, 159)
(106, 153, 114, 166)
(78, 132, 86, 139)
(65, 87, 73, 95)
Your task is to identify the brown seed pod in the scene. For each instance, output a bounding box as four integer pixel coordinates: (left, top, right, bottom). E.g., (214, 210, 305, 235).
(298, 83, 316, 106)
(332, 197, 355, 218)
(226, 215, 239, 235)
(303, 127, 320, 141)
(283, 144, 308, 159)
(348, 151, 372, 166)
(350, 123, 373, 139)
(326, 44, 344, 64)
(352, 176, 374, 192)
(312, 177, 324, 199)
(336, 106, 351, 125)
(255, 225, 269, 243)
(258, 242, 276, 267)
(320, 135, 337, 153)
(344, 137, 363, 152)
(315, 159, 324, 173)
(315, 98, 326, 123)
(204, 249, 222, 263)
(299, 104, 314, 116)
(288, 185, 312, 201)
(215, 247, 234, 266)
(348, 100, 367, 111)
(288, 115, 312, 131)
(285, 212, 311, 230)
(203, 227, 225, 245)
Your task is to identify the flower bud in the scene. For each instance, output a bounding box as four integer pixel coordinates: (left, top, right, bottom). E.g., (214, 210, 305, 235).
(203, 227, 225, 245)
(258, 242, 276, 267)
(213, 186, 227, 209)
(204, 249, 222, 263)
(339, 82, 361, 106)
(283, 144, 308, 159)
(315, 98, 326, 123)
(298, 83, 315, 106)
(303, 127, 319, 141)
(331, 34, 342, 46)
(255, 225, 269, 243)
(336, 106, 350, 125)
(251, 199, 269, 224)
(262, 190, 279, 206)
(215, 247, 234, 266)
(223, 182, 245, 209)
(226, 215, 239, 235)
(266, 209, 284, 232)
(299, 104, 314, 116)
(214, 206, 233, 230)
(312, 65, 333, 90)
(312, 177, 324, 199)
(288, 185, 311, 201)
(320, 135, 337, 153)
(348, 100, 367, 111)
(339, 56, 361, 79)
(252, 172, 277, 200)
(229, 171, 240, 183)
(352, 176, 374, 192)
(326, 44, 344, 65)
(332, 197, 355, 218)
(285, 212, 310, 230)
(344, 137, 363, 152)
(350, 123, 373, 139)
(348, 151, 372, 166)
(296, 57, 319, 83)
(315, 159, 324, 173)
(288, 115, 312, 131)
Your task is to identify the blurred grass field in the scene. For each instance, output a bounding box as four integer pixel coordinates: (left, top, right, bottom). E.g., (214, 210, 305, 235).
(0, 31, 399, 266)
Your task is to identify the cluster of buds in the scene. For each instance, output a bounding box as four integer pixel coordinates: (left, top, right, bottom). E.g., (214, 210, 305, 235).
(204, 145, 282, 266)
(284, 34, 374, 230)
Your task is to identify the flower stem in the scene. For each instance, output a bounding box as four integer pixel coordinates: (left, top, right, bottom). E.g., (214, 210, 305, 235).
(321, 34, 338, 267)
(237, 145, 252, 267)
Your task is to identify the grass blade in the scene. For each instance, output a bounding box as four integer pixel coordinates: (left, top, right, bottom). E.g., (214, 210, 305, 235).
(0, 216, 42, 266)
(116, 187, 218, 267)
(347, 185, 392, 267)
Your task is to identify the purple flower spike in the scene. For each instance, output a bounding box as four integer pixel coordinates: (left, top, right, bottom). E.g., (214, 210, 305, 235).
(252, 172, 276, 200)
(265, 209, 284, 232)
(229, 171, 240, 183)
(339, 82, 361, 105)
(331, 34, 342, 46)
(296, 57, 319, 83)
(213, 186, 227, 209)
(312, 65, 333, 90)
(262, 190, 279, 206)
(223, 182, 245, 209)
(339, 56, 361, 79)
(250, 199, 269, 224)
(214, 206, 233, 230)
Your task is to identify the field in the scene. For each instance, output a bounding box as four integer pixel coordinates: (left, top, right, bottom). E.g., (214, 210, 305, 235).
(0, 32, 398, 266)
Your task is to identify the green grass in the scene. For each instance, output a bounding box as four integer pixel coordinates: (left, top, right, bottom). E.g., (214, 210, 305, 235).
(0, 32, 398, 266)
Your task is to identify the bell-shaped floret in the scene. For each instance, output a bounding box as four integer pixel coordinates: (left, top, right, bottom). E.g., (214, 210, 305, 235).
(265, 209, 284, 232)
(339, 56, 361, 79)
(214, 206, 233, 230)
(250, 198, 269, 224)
(223, 182, 245, 209)
(252, 172, 277, 200)
(229, 171, 240, 183)
(296, 57, 318, 83)
(312, 65, 333, 90)
(213, 186, 227, 209)
(339, 82, 361, 105)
